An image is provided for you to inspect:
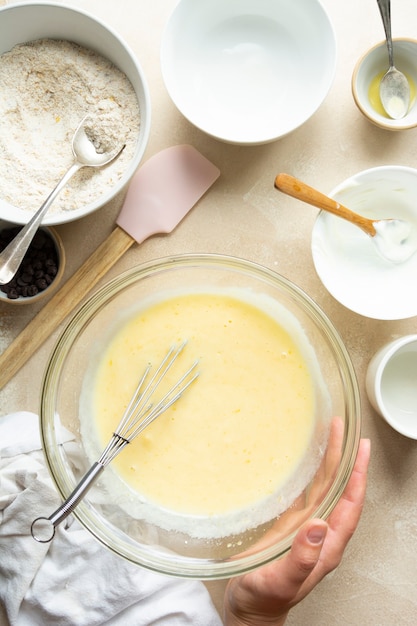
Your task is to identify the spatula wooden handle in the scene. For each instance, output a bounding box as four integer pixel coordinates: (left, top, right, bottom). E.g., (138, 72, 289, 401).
(274, 173, 377, 236)
(0, 226, 134, 390)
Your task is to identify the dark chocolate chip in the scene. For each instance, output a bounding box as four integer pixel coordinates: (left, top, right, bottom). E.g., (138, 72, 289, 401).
(20, 272, 33, 284)
(27, 284, 39, 297)
(35, 278, 48, 291)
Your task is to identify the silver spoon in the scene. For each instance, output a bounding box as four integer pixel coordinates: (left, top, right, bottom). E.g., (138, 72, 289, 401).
(275, 173, 416, 264)
(377, 0, 410, 119)
(0, 116, 125, 285)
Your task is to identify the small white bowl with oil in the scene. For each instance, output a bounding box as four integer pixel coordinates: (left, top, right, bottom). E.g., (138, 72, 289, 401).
(352, 39, 417, 130)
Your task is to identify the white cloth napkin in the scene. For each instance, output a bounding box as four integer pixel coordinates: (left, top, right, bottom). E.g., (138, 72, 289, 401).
(0, 412, 223, 626)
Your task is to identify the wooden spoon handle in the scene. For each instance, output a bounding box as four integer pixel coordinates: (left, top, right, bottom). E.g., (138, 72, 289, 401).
(274, 173, 377, 236)
(0, 226, 134, 390)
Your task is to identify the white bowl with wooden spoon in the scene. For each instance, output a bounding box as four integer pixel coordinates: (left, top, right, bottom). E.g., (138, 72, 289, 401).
(275, 172, 416, 264)
(275, 166, 417, 320)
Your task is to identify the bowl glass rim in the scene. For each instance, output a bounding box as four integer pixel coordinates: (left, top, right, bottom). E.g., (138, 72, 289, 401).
(40, 253, 361, 578)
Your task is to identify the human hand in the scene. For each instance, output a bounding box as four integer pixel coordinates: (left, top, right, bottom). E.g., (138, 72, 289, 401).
(223, 434, 370, 626)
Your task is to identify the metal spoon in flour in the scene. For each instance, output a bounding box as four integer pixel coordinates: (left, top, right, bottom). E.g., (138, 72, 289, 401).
(0, 116, 125, 285)
(275, 173, 416, 264)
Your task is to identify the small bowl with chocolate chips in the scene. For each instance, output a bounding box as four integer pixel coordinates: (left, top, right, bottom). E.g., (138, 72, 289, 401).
(0, 223, 65, 304)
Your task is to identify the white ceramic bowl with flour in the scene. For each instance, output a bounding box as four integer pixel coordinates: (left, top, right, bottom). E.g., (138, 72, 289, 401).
(0, 2, 151, 225)
(312, 166, 417, 320)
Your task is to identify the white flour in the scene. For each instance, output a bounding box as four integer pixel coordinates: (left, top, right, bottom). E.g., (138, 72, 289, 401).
(0, 39, 140, 215)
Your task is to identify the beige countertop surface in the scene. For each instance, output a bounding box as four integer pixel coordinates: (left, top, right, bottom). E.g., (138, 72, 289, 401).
(1, 0, 417, 623)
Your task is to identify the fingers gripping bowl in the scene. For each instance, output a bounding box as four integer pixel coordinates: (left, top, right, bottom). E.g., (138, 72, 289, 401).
(0, 2, 151, 225)
(39, 255, 361, 579)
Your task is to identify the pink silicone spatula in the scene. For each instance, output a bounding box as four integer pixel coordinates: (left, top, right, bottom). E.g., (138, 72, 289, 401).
(0, 145, 220, 389)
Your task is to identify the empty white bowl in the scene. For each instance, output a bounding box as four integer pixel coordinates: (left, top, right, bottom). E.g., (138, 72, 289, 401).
(0, 2, 151, 225)
(352, 39, 417, 130)
(161, 0, 336, 144)
(312, 166, 417, 320)
(366, 335, 417, 439)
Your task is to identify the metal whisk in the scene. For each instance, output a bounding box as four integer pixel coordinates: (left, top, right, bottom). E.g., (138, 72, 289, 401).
(31, 341, 199, 543)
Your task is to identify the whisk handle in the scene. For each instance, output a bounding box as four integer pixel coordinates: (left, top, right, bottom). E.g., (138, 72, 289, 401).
(31, 461, 104, 543)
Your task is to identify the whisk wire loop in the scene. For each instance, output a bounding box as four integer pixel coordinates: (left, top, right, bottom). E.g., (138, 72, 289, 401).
(99, 345, 199, 465)
(116, 341, 186, 441)
(125, 360, 199, 443)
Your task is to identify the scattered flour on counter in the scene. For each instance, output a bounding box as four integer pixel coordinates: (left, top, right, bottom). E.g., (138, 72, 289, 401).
(0, 39, 141, 215)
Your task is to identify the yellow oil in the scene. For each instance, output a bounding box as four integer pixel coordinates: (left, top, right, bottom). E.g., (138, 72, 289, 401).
(368, 70, 416, 117)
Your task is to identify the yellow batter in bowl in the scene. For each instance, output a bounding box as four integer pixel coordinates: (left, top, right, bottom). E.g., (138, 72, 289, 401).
(81, 289, 325, 538)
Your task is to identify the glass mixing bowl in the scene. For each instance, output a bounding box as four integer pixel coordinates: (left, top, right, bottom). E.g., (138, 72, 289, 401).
(39, 254, 361, 579)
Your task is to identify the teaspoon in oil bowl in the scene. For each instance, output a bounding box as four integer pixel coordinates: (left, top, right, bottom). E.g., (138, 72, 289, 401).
(0, 115, 125, 285)
(376, 0, 410, 119)
(274, 173, 416, 264)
